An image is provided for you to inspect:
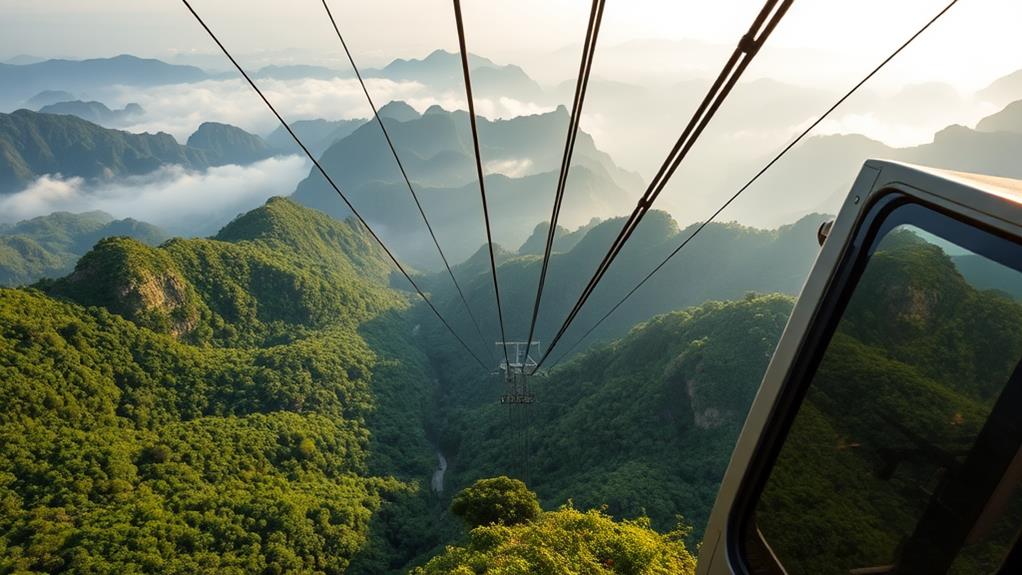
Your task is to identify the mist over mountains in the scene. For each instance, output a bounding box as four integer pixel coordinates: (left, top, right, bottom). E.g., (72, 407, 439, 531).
(291, 103, 641, 266)
(2, 49, 1022, 272)
(3, 49, 1022, 240)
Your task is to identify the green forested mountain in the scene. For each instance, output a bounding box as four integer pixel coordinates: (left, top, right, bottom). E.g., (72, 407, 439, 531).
(424, 209, 828, 362)
(0, 194, 823, 573)
(0, 110, 209, 192)
(0, 110, 289, 194)
(415, 479, 696, 575)
(186, 122, 275, 167)
(9, 194, 985, 575)
(431, 295, 794, 541)
(0, 197, 446, 573)
(0, 210, 167, 286)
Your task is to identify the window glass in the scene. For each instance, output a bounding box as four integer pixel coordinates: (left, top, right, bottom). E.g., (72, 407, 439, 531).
(748, 220, 1022, 574)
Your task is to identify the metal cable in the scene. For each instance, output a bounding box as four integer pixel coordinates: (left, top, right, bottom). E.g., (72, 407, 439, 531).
(523, 0, 606, 369)
(452, 0, 511, 368)
(321, 0, 494, 363)
(180, 0, 488, 370)
(547, 0, 960, 369)
(534, 0, 794, 370)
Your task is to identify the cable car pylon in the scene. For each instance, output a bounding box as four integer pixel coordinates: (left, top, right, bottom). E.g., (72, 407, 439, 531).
(496, 341, 539, 483)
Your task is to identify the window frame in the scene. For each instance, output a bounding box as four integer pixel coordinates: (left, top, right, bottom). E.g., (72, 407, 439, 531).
(726, 187, 1022, 575)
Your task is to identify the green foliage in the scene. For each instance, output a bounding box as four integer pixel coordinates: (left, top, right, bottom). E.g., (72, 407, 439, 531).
(411, 504, 696, 575)
(434, 294, 793, 541)
(0, 198, 442, 574)
(0, 193, 842, 572)
(451, 477, 541, 528)
(47, 197, 401, 347)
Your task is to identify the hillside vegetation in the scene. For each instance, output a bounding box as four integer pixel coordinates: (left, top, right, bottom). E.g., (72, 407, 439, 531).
(0, 198, 443, 573)
(432, 294, 793, 541)
(6, 195, 1010, 573)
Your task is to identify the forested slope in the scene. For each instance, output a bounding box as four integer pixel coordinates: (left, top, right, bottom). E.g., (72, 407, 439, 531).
(428, 294, 794, 542)
(0, 197, 443, 573)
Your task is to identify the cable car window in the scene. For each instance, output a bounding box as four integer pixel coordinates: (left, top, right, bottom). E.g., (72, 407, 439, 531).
(744, 204, 1022, 574)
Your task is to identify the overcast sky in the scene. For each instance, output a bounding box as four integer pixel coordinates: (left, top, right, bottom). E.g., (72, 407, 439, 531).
(2, 0, 1021, 92)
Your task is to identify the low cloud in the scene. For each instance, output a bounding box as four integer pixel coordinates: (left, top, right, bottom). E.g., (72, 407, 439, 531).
(485, 158, 534, 178)
(0, 156, 310, 237)
(102, 77, 553, 142)
(814, 103, 1002, 148)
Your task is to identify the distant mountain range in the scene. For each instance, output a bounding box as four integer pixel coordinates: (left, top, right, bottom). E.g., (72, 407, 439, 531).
(1, 51, 544, 112)
(37, 100, 144, 126)
(374, 49, 543, 102)
(977, 100, 1022, 134)
(0, 55, 207, 109)
(265, 118, 366, 158)
(0, 210, 167, 285)
(727, 97, 1022, 226)
(420, 209, 830, 354)
(26, 90, 75, 109)
(249, 50, 543, 102)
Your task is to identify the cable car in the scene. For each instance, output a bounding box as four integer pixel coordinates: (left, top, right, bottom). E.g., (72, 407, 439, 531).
(697, 160, 1022, 574)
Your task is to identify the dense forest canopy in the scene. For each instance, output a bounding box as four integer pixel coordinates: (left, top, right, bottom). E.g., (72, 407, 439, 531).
(0, 198, 443, 573)
(0, 196, 808, 573)
(3, 192, 1017, 574)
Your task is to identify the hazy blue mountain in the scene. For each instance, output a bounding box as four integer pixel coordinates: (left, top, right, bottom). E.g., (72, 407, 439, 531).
(517, 218, 601, 255)
(976, 99, 1022, 134)
(373, 49, 543, 101)
(26, 89, 75, 109)
(0, 210, 167, 285)
(186, 121, 275, 166)
(253, 64, 351, 80)
(378, 49, 496, 84)
(266, 118, 366, 157)
(727, 98, 1022, 226)
(0, 55, 208, 107)
(248, 50, 545, 101)
(4, 54, 47, 66)
(979, 68, 1022, 106)
(0, 109, 209, 193)
(290, 103, 641, 267)
(421, 210, 830, 363)
(38, 100, 144, 126)
(378, 100, 421, 122)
